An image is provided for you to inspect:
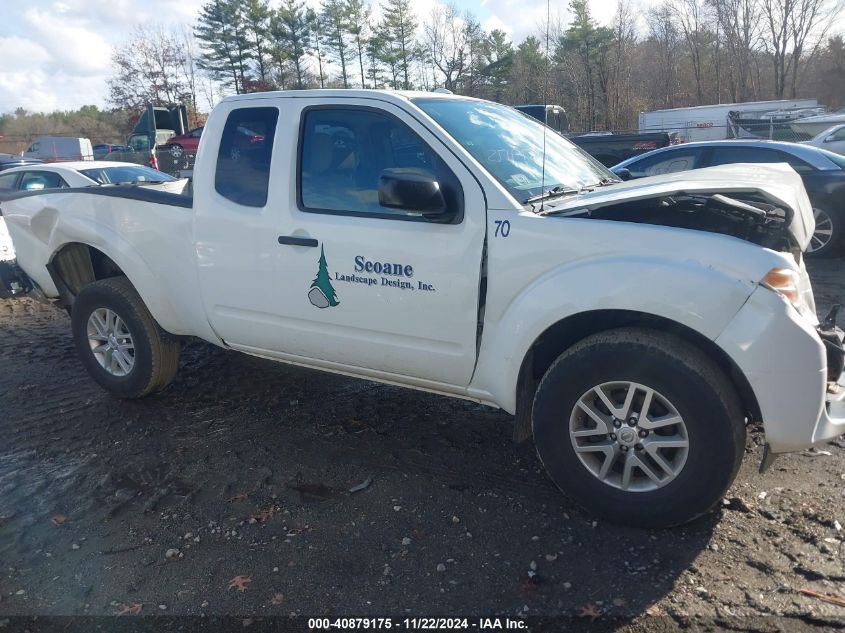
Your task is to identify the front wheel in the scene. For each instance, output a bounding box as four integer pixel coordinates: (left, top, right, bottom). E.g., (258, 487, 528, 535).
(71, 277, 180, 398)
(532, 327, 745, 528)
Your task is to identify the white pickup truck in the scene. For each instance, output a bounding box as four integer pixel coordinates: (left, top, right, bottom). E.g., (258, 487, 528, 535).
(1, 90, 843, 527)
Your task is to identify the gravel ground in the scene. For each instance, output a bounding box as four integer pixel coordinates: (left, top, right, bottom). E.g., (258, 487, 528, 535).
(0, 258, 843, 630)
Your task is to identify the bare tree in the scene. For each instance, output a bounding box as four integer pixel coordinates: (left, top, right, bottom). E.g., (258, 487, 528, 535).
(424, 4, 470, 91)
(609, 0, 639, 129)
(670, 0, 711, 102)
(178, 25, 200, 116)
(761, 0, 844, 98)
(648, 4, 682, 108)
(710, 0, 763, 101)
(108, 24, 197, 110)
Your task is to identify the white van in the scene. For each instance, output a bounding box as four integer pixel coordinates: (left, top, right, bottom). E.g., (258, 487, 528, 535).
(22, 137, 94, 162)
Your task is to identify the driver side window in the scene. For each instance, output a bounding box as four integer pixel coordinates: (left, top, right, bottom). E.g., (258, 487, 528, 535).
(298, 108, 462, 220)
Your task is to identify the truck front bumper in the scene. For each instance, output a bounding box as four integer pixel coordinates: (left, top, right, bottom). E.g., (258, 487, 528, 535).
(715, 286, 845, 453)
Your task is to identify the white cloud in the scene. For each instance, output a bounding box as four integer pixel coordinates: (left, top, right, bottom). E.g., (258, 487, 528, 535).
(0, 69, 107, 112)
(23, 8, 113, 76)
(0, 0, 210, 113)
(0, 36, 52, 68)
(481, 14, 511, 36)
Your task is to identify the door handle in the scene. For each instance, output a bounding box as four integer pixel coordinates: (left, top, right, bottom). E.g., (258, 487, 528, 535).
(278, 235, 318, 247)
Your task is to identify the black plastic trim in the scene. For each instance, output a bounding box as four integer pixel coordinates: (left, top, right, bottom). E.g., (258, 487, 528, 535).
(0, 186, 193, 209)
(45, 261, 76, 307)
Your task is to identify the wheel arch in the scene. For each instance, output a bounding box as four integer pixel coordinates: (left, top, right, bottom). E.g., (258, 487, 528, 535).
(512, 309, 762, 442)
(46, 241, 187, 336)
(48, 242, 127, 306)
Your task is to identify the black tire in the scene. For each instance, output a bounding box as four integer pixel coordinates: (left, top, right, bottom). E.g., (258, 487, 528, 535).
(532, 327, 745, 528)
(805, 205, 842, 258)
(71, 276, 180, 399)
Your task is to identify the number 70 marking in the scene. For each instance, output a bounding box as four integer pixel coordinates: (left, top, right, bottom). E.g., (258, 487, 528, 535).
(494, 220, 511, 237)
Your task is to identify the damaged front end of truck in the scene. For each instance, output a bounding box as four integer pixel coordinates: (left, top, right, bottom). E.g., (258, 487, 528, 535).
(536, 164, 815, 257)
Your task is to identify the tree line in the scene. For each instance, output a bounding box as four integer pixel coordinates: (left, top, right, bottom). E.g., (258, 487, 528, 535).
(0, 107, 135, 151)
(7, 0, 843, 139)
(184, 0, 845, 132)
(192, 0, 422, 93)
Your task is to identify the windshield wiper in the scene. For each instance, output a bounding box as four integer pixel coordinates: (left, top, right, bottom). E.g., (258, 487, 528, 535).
(591, 177, 620, 187)
(524, 185, 582, 206)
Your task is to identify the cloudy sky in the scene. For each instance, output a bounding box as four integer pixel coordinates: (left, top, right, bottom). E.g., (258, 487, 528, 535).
(1, 0, 626, 114)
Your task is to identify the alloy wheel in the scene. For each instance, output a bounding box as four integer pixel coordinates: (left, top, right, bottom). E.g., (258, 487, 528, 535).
(569, 381, 689, 492)
(86, 308, 135, 377)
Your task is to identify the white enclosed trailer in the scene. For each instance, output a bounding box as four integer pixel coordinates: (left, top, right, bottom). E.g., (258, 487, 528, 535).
(639, 99, 819, 142)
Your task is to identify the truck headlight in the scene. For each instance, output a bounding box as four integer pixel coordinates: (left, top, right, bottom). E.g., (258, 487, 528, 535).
(761, 267, 800, 306)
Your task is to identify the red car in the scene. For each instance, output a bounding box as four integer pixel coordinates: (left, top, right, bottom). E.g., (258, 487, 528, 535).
(164, 126, 264, 159)
(164, 127, 203, 158)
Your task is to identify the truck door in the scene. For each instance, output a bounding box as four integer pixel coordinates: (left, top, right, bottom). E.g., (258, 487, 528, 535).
(196, 98, 486, 388)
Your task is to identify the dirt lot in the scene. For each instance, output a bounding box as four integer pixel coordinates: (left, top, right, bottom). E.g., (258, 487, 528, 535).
(0, 259, 843, 630)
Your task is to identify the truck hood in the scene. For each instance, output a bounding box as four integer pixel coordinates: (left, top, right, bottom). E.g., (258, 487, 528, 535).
(540, 164, 814, 251)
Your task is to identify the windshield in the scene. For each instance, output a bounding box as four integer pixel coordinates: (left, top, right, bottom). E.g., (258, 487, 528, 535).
(80, 165, 176, 185)
(414, 98, 614, 202)
(814, 147, 845, 169)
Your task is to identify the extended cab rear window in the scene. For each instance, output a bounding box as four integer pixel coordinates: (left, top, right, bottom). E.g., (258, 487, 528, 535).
(215, 107, 278, 207)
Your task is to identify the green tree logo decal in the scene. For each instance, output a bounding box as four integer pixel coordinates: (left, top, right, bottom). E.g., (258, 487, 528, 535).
(308, 245, 340, 309)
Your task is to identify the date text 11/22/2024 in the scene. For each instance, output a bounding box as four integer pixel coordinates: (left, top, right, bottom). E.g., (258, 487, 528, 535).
(308, 617, 528, 629)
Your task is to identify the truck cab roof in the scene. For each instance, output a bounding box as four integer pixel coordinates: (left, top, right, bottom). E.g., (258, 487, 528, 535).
(220, 89, 482, 106)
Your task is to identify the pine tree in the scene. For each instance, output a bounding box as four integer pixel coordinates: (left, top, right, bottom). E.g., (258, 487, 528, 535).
(366, 30, 387, 88)
(243, 0, 272, 85)
(195, 0, 253, 94)
(271, 0, 312, 89)
(478, 30, 513, 101)
(380, 0, 417, 89)
(309, 246, 339, 308)
(195, 0, 240, 92)
(344, 0, 371, 88)
(308, 8, 327, 88)
(321, 0, 352, 88)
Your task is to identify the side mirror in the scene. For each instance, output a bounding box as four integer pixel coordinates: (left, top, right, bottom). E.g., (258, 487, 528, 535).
(612, 167, 633, 181)
(824, 135, 836, 143)
(378, 169, 448, 217)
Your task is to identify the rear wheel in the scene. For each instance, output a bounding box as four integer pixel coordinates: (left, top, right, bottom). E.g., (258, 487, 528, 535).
(71, 277, 180, 398)
(806, 206, 842, 257)
(532, 327, 745, 528)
